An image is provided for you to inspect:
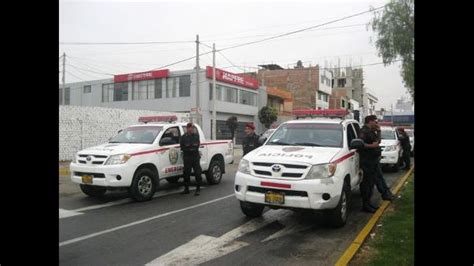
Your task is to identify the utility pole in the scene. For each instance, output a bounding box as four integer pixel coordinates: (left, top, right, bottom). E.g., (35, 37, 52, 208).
(212, 43, 217, 140)
(62, 52, 66, 105)
(391, 104, 394, 124)
(195, 34, 200, 125)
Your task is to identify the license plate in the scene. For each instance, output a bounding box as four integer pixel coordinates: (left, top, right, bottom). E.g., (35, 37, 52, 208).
(82, 175, 93, 184)
(265, 191, 285, 204)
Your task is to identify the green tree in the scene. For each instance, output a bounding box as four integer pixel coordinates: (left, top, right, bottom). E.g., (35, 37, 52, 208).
(225, 116, 238, 141)
(370, 0, 414, 99)
(258, 106, 278, 129)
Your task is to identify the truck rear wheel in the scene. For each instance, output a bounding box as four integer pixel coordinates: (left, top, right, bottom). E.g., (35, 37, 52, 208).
(325, 183, 349, 228)
(240, 201, 264, 218)
(129, 168, 157, 202)
(206, 159, 223, 185)
(80, 184, 106, 198)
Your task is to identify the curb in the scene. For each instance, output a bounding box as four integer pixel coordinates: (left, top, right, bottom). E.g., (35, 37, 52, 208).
(335, 165, 414, 266)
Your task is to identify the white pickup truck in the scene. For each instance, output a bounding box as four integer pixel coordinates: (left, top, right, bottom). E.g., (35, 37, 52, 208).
(70, 118, 233, 201)
(234, 113, 364, 227)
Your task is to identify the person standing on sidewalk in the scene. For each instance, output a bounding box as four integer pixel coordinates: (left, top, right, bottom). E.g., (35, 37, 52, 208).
(180, 123, 202, 196)
(397, 127, 412, 170)
(242, 123, 261, 156)
(358, 115, 381, 213)
(371, 123, 396, 201)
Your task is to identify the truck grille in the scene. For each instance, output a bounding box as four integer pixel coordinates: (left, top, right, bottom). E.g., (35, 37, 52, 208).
(248, 186, 308, 197)
(251, 162, 309, 179)
(77, 154, 108, 165)
(73, 172, 105, 178)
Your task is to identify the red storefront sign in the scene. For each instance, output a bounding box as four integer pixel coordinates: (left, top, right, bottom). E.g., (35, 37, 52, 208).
(114, 69, 169, 83)
(206, 66, 259, 90)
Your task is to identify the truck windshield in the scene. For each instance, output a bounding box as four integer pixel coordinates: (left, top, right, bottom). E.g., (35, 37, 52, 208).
(267, 123, 343, 148)
(381, 130, 396, 140)
(109, 126, 163, 144)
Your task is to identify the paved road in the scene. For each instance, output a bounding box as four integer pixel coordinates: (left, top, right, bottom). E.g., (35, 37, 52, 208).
(59, 153, 411, 266)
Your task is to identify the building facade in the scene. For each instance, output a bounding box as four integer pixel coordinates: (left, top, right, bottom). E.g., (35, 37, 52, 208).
(59, 67, 267, 144)
(257, 63, 330, 110)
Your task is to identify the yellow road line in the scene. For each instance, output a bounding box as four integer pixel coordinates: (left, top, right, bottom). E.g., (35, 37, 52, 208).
(335, 165, 414, 266)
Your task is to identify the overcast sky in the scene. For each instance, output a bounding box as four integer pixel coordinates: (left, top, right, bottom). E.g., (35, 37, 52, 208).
(59, 0, 412, 110)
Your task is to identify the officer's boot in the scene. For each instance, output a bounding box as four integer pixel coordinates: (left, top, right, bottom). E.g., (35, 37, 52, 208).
(181, 185, 190, 195)
(194, 185, 200, 196)
(361, 200, 376, 213)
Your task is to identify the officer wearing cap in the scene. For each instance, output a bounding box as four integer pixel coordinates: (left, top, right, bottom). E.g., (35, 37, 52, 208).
(180, 122, 202, 196)
(397, 127, 412, 170)
(242, 123, 260, 156)
(358, 115, 381, 213)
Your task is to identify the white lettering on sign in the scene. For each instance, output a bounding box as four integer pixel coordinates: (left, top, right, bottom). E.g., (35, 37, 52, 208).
(222, 72, 244, 84)
(126, 72, 153, 81)
(258, 153, 313, 159)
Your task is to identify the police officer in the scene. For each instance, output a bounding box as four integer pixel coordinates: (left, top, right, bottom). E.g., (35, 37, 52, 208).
(358, 115, 381, 213)
(397, 127, 412, 170)
(180, 122, 202, 196)
(371, 123, 396, 201)
(242, 123, 260, 156)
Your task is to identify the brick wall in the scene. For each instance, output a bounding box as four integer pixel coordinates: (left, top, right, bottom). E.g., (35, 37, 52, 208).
(258, 67, 319, 109)
(59, 106, 189, 161)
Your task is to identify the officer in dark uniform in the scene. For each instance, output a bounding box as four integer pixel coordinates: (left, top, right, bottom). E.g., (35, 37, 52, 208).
(358, 115, 381, 213)
(242, 123, 260, 156)
(397, 127, 412, 170)
(180, 122, 202, 196)
(372, 124, 396, 201)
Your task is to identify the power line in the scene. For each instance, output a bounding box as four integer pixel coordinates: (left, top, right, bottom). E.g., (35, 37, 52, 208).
(200, 10, 382, 40)
(67, 63, 115, 76)
(148, 6, 384, 71)
(201, 23, 369, 43)
(217, 51, 246, 73)
(150, 51, 213, 71)
(60, 40, 194, 45)
(67, 63, 107, 80)
(65, 70, 87, 82)
(68, 57, 132, 75)
(219, 6, 384, 52)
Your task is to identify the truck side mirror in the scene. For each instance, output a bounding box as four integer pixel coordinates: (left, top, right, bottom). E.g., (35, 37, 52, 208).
(258, 136, 267, 145)
(350, 139, 365, 150)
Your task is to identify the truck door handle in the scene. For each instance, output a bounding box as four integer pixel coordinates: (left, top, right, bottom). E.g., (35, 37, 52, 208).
(200, 145, 205, 148)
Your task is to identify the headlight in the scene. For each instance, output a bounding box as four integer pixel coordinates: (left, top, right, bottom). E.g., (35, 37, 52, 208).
(105, 154, 131, 165)
(73, 154, 79, 164)
(306, 163, 337, 179)
(384, 145, 397, 152)
(238, 159, 251, 175)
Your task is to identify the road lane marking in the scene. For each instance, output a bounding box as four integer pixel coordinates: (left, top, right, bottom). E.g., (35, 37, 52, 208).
(59, 208, 83, 219)
(59, 193, 234, 247)
(59, 187, 205, 219)
(335, 165, 414, 266)
(147, 209, 292, 265)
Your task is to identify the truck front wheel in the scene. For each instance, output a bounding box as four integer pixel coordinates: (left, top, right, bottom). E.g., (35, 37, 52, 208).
(325, 183, 349, 228)
(129, 168, 157, 202)
(240, 201, 264, 218)
(80, 184, 106, 198)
